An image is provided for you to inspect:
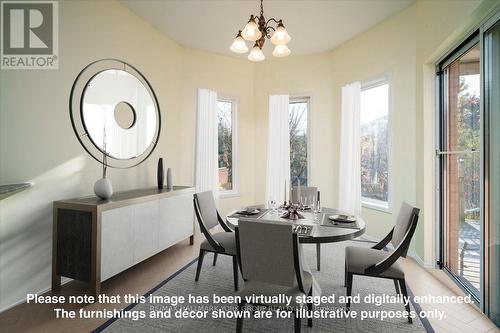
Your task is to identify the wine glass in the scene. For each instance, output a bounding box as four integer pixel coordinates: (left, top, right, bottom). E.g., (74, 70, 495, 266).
(312, 200, 321, 223)
(268, 198, 276, 215)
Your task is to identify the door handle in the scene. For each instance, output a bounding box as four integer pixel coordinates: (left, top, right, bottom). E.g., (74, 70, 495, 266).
(435, 149, 478, 156)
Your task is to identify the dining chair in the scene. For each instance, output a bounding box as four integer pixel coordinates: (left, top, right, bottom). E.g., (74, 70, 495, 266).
(291, 186, 318, 204)
(291, 186, 322, 271)
(193, 191, 239, 291)
(235, 218, 315, 333)
(344, 202, 420, 323)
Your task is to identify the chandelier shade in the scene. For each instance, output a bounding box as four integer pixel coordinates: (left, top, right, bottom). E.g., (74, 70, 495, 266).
(248, 44, 265, 62)
(241, 17, 262, 41)
(270, 23, 291, 45)
(230, 0, 291, 61)
(230, 31, 249, 53)
(272, 44, 291, 58)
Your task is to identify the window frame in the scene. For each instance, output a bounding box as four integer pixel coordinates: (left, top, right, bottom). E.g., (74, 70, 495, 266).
(360, 75, 393, 213)
(289, 96, 311, 186)
(217, 95, 239, 198)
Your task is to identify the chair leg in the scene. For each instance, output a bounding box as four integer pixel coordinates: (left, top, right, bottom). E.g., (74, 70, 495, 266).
(294, 310, 301, 333)
(213, 253, 218, 266)
(398, 279, 413, 324)
(344, 261, 347, 287)
(232, 256, 239, 291)
(236, 301, 246, 333)
(346, 273, 353, 312)
(307, 288, 313, 327)
(394, 279, 400, 295)
(316, 243, 321, 271)
(195, 249, 206, 282)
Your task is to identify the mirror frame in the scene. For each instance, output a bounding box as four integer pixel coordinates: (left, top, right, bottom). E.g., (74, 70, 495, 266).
(70, 59, 161, 168)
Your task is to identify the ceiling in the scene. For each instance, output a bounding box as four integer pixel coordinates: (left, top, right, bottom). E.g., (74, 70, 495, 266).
(120, 0, 414, 58)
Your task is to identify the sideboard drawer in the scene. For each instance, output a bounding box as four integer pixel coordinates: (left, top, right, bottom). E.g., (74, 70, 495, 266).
(159, 194, 193, 250)
(101, 206, 134, 281)
(132, 200, 160, 264)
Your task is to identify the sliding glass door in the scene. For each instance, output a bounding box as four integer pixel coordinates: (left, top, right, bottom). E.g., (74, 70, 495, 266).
(483, 16, 500, 326)
(438, 41, 481, 299)
(438, 11, 499, 324)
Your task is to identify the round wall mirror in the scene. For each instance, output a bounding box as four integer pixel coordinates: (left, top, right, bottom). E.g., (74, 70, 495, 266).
(70, 59, 161, 168)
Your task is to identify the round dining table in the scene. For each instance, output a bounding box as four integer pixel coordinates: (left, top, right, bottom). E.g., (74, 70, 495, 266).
(226, 205, 366, 271)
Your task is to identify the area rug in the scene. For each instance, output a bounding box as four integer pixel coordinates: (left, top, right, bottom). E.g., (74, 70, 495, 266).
(94, 240, 433, 333)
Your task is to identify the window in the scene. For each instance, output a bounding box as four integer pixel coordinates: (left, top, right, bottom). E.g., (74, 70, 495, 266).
(217, 98, 238, 195)
(289, 97, 309, 186)
(360, 80, 390, 210)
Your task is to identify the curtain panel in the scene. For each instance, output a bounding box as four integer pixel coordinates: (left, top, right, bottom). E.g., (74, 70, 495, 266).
(338, 82, 362, 216)
(266, 94, 291, 205)
(195, 88, 219, 199)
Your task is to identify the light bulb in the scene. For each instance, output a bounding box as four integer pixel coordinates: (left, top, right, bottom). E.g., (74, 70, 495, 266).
(272, 44, 291, 58)
(230, 31, 248, 53)
(271, 22, 291, 45)
(241, 17, 262, 41)
(248, 45, 265, 62)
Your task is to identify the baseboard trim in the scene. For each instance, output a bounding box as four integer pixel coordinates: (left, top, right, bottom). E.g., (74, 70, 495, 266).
(0, 277, 72, 314)
(408, 250, 434, 269)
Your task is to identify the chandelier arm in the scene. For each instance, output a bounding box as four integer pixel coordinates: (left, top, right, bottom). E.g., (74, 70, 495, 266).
(266, 17, 281, 27)
(265, 26, 275, 38)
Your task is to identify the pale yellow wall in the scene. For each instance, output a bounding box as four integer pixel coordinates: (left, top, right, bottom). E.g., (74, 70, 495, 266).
(1, 0, 497, 312)
(330, 6, 417, 244)
(0, 0, 255, 310)
(253, 6, 417, 249)
(253, 53, 336, 206)
(179, 48, 256, 215)
(253, 0, 497, 264)
(0, 0, 183, 310)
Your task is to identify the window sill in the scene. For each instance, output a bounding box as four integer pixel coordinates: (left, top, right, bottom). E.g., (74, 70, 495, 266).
(219, 191, 240, 199)
(362, 200, 391, 214)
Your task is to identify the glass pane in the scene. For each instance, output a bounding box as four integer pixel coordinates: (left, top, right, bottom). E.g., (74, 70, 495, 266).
(443, 43, 481, 297)
(360, 83, 389, 206)
(289, 101, 308, 186)
(485, 21, 500, 326)
(217, 101, 233, 191)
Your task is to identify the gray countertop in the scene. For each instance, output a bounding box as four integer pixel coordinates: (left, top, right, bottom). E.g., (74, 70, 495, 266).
(54, 185, 195, 211)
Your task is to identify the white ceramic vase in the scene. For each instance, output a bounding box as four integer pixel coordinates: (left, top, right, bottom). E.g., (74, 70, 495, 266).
(94, 177, 113, 200)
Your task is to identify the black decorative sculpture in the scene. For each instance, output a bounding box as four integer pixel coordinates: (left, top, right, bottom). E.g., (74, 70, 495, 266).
(157, 158, 164, 189)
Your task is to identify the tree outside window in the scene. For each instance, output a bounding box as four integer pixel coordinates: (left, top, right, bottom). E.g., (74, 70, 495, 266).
(218, 100, 233, 191)
(289, 99, 309, 186)
(360, 82, 390, 207)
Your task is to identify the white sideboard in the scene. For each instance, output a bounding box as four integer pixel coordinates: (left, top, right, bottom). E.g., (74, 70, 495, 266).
(52, 186, 195, 296)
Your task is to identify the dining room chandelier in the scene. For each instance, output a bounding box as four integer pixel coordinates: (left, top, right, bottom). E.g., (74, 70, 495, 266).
(229, 0, 291, 62)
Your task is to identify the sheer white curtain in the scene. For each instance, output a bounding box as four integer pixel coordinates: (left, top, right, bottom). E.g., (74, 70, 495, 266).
(266, 94, 290, 205)
(338, 82, 362, 216)
(195, 88, 219, 198)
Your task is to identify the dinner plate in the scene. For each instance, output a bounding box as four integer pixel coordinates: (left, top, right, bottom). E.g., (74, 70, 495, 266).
(237, 208, 260, 215)
(328, 214, 356, 223)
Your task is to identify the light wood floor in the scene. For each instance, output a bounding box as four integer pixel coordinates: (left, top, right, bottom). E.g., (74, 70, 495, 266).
(0, 233, 498, 333)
